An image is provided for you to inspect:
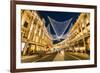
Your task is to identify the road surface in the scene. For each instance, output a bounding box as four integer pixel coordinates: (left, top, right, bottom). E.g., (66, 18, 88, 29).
(21, 52, 90, 63)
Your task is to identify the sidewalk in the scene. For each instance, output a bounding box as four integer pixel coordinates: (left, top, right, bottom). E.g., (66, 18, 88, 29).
(22, 55, 37, 59)
(21, 55, 39, 63)
(69, 52, 90, 60)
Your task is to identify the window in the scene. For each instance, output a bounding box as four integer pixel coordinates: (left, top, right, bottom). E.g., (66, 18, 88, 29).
(24, 21, 28, 28)
(34, 18, 38, 25)
(86, 23, 90, 26)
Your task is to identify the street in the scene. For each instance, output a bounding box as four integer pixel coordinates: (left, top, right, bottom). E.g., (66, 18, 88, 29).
(21, 51, 90, 63)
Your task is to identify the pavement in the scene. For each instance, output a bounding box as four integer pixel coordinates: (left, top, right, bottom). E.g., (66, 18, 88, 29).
(21, 55, 39, 63)
(21, 52, 90, 63)
(68, 52, 90, 60)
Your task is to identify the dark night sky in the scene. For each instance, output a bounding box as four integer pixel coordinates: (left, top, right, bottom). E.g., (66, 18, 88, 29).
(37, 10, 80, 43)
(38, 11, 80, 33)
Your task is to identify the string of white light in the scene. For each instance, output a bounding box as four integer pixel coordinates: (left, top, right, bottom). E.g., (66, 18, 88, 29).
(48, 16, 73, 40)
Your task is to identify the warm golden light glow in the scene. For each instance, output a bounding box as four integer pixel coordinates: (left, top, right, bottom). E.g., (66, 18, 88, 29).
(21, 10, 90, 63)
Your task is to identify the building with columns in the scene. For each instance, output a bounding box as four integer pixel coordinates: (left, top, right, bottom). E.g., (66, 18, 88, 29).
(21, 10, 53, 56)
(54, 13, 90, 54)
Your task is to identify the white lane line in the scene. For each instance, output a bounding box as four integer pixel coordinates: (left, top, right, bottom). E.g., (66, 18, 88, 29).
(67, 53, 80, 60)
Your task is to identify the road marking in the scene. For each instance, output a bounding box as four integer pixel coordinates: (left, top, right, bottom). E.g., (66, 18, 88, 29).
(66, 53, 80, 60)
